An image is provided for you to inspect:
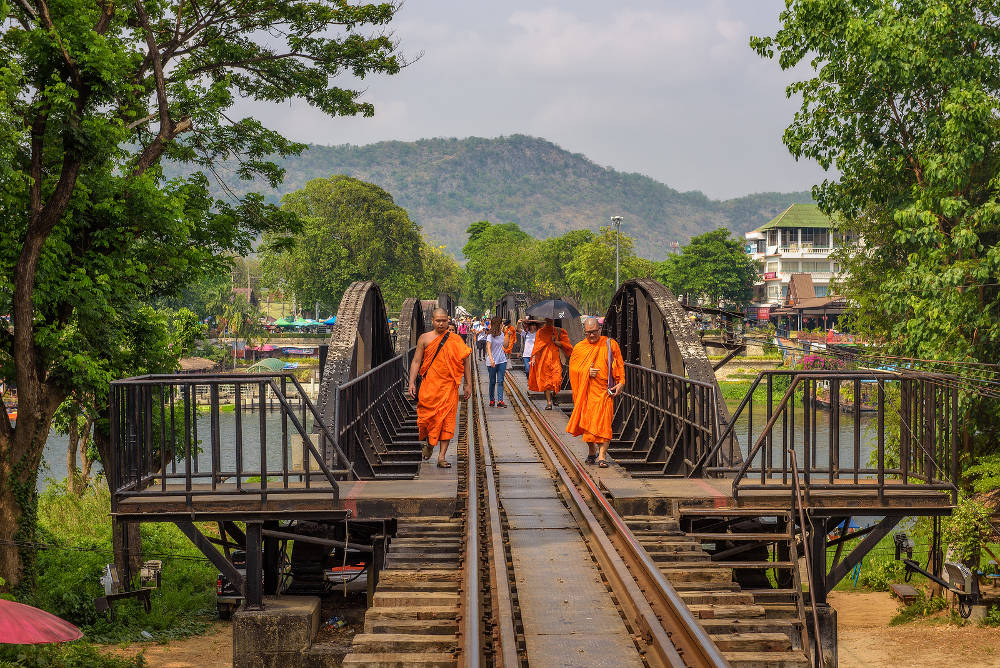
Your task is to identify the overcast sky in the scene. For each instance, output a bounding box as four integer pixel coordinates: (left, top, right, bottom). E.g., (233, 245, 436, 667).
(239, 0, 830, 200)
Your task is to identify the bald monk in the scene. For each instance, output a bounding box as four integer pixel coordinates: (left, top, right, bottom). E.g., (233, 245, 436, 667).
(528, 318, 573, 410)
(408, 308, 472, 468)
(566, 317, 625, 467)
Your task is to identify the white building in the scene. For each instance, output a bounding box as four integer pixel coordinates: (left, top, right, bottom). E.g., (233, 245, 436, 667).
(744, 204, 849, 318)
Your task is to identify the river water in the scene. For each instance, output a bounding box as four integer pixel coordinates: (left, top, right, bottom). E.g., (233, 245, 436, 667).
(725, 399, 878, 473)
(39, 409, 316, 489)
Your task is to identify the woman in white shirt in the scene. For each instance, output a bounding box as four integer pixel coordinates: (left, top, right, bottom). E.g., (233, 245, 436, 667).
(484, 319, 508, 407)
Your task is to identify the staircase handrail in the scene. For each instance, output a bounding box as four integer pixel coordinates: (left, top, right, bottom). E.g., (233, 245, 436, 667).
(789, 447, 824, 668)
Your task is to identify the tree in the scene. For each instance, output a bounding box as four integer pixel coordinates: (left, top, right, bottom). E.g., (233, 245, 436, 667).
(420, 244, 464, 301)
(535, 230, 595, 304)
(656, 228, 758, 307)
(0, 0, 405, 587)
(259, 176, 424, 315)
(752, 1, 1000, 466)
(461, 221, 539, 312)
(564, 227, 656, 314)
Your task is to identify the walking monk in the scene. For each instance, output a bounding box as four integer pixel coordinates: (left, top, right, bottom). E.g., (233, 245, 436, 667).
(566, 318, 625, 467)
(528, 318, 573, 410)
(408, 308, 472, 468)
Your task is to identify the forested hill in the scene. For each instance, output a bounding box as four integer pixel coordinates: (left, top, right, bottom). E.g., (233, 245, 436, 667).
(181, 135, 813, 259)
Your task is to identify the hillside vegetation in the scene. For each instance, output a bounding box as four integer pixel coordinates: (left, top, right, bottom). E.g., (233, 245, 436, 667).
(173, 135, 812, 259)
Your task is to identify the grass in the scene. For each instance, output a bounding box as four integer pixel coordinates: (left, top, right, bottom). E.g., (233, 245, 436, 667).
(23, 482, 218, 645)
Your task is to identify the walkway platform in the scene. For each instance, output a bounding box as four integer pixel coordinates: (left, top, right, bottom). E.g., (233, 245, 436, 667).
(113, 429, 460, 522)
(513, 376, 953, 519)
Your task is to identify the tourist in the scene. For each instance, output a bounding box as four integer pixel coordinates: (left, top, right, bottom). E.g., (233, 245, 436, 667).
(519, 318, 538, 377)
(485, 319, 508, 408)
(475, 319, 488, 360)
(528, 317, 573, 410)
(566, 317, 625, 467)
(408, 308, 472, 468)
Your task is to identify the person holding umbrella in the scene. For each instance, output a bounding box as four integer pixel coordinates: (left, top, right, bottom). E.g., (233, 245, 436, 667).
(526, 299, 576, 410)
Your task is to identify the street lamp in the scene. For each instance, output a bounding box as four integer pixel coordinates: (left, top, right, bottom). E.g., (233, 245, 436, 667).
(610, 216, 624, 291)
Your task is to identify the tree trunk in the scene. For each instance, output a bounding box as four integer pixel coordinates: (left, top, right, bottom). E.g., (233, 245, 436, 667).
(66, 417, 80, 493)
(79, 418, 94, 487)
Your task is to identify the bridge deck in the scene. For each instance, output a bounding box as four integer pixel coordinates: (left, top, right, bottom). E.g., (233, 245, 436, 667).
(527, 393, 953, 519)
(113, 432, 460, 522)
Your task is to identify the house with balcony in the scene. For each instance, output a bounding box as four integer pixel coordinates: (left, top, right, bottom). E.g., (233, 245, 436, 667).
(744, 203, 851, 321)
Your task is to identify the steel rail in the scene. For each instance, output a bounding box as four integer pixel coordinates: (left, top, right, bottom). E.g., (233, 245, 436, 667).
(472, 361, 521, 667)
(506, 376, 729, 668)
(461, 387, 482, 666)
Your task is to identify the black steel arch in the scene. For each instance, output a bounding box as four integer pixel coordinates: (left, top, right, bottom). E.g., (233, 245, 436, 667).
(396, 297, 426, 354)
(317, 281, 396, 422)
(602, 279, 741, 473)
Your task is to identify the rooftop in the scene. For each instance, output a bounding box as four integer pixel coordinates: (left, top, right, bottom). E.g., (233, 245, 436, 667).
(754, 204, 833, 231)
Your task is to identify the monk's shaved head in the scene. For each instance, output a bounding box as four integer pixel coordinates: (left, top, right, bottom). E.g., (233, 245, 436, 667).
(432, 307, 449, 318)
(583, 317, 599, 330)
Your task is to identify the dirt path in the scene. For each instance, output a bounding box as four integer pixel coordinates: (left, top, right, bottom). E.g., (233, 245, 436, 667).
(105, 622, 232, 668)
(831, 591, 1000, 667)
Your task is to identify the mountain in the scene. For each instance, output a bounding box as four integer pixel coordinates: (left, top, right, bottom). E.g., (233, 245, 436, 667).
(180, 135, 813, 259)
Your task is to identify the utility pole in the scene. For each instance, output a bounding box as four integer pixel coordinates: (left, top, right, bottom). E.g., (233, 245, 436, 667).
(610, 216, 624, 291)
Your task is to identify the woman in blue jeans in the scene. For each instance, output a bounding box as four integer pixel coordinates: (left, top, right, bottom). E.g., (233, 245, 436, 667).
(484, 319, 508, 407)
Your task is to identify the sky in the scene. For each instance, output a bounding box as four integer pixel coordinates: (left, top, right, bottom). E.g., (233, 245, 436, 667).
(238, 0, 831, 200)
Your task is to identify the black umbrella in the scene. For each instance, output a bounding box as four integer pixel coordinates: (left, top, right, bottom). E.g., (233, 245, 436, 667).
(526, 299, 581, 320)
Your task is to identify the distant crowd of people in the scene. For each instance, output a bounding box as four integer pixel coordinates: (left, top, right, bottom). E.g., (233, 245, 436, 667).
(408, 311, 624, 471)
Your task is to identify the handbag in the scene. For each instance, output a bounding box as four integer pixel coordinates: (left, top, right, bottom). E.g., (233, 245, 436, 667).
(415, 332, 450, 401)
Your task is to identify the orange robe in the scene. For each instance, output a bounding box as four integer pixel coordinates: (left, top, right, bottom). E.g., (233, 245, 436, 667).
(566, 336, 625, 443)
(528, 324, 572, 393)
(417, 333, 472, 445)
(503, 325, 517, 354)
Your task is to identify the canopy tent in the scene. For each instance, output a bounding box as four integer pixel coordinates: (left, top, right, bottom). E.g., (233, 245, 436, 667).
(0, 599, 82, 644)
(323, 316, 337, 325)
(246, 358, 286, 373)
(273, 317, 295, 327)
(292, 317, 314, 327)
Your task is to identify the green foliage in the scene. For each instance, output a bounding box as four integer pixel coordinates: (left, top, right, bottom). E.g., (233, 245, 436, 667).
(259, 175, 455, 314)
(964, 454, 1000, 494)
(889, 591, 948, 626)
(563, 226, 656, 313)
(943, 498, 995, 563)
(27, 483, 216, 643)
(461, 221, 539, 311)
(753, 0, 1000, 466)
(0, 643, 145, 668)
(656, 228, 759, 307)
(856, 551, 908, 591)
(168, 135, 815, 259)
(982, 605, 1000, 627)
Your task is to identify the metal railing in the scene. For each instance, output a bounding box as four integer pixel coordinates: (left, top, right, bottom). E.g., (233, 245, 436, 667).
(610, 363, 722, 475)
(696, 370, 959, 502)
(330, 352, 418, 478)
(109, 373, 352, 511)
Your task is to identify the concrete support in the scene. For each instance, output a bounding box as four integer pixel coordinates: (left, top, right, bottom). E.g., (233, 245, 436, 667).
(806, 603, 838, 668)
(233, 596, 320, 668)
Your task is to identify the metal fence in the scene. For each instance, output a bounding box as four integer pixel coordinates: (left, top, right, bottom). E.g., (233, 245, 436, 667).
(109, 373, 351, 510)
(695, 370, 959, 502)
(328, 351, 420, 478)
(609, 363, 721, 475)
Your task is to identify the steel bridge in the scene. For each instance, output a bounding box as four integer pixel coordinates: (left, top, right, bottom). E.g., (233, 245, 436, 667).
(108, 279, 958, 667)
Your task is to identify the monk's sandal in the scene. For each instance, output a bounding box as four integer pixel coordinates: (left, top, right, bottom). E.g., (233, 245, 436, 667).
(585, 455, 597, 465)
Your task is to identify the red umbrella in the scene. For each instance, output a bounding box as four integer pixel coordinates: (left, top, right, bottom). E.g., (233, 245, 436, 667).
(0, 599, 83, 644)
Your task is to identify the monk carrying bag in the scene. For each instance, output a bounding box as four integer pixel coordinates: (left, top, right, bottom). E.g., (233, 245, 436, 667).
(415, 332, 450, 401)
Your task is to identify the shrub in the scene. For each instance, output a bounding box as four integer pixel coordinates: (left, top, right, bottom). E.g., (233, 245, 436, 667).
(981, 605, 1000, 627)
(943, 498, 994, 563)
(0, 643, 145, 667)
(889, 591, 947, 625)
(856, 552, 907, 591)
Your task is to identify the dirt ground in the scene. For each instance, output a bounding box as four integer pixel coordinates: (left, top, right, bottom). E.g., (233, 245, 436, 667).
(105, 622, 233, 668)
(831, 591, 1000, 667)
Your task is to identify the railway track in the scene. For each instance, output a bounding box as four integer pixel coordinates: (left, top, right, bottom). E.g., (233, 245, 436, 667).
(344, 361, 729, 666)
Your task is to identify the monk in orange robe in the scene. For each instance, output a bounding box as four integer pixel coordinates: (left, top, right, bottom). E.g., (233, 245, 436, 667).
(408, 308, 472, 467)
(566, 317, 625, 467)
(528, 318, 573, 410)
(503, 321, 517, 355)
